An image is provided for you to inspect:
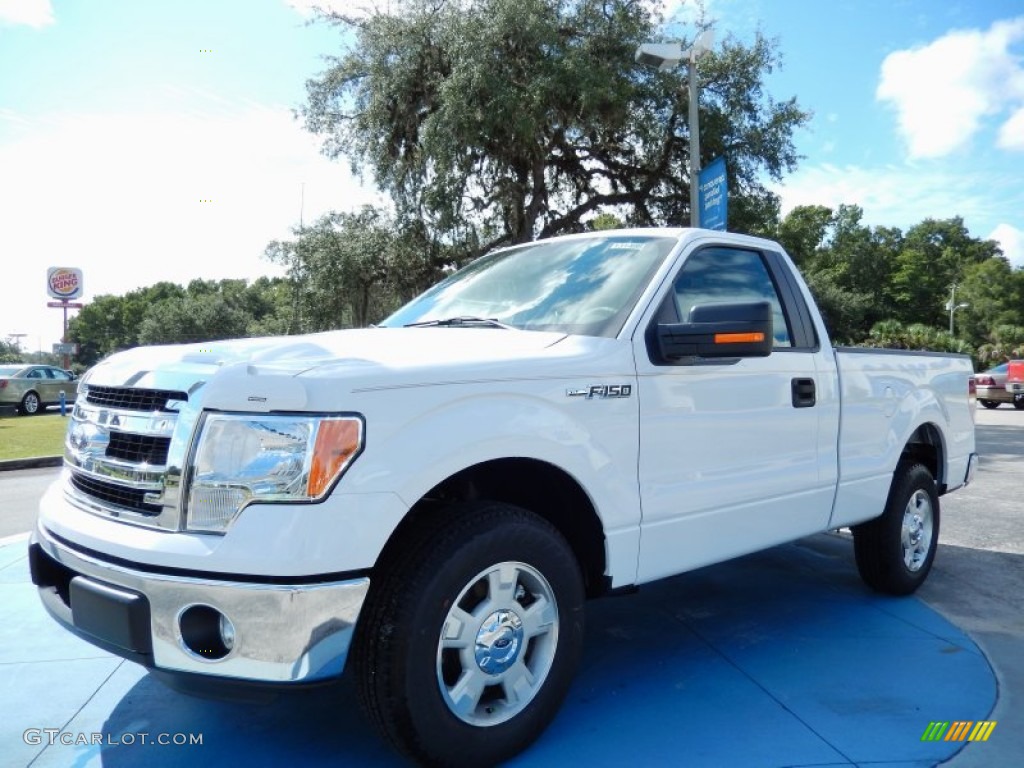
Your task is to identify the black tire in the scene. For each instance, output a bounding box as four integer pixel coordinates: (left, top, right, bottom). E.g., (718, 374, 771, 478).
(19, 391, 41, 415)
(1014, 396, 1024, 410)
(353, 501, 585, 767)
(852, 462, 939, 596)
(979, 400, 999, 409)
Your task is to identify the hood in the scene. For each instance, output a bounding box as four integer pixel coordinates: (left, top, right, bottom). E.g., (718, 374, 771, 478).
(82, 328, 573, 411)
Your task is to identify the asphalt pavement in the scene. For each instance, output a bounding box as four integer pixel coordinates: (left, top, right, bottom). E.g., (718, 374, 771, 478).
(0, 405, 1019, 767)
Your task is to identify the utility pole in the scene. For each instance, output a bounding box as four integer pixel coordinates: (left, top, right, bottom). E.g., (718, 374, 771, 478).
(635, 30, 715, 228)
(945, 285, 968, 336)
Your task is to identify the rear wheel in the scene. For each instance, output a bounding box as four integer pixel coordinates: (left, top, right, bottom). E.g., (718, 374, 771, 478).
(852, 462, 939, 595)
(1014, 396, 1024, 410)
(19, 391, 41, 415)
(979, 399, 999, 409)
(353, 502, 585, 767)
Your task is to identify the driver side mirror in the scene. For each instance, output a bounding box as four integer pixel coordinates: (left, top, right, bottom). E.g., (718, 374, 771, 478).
(655, 300, 773, 363)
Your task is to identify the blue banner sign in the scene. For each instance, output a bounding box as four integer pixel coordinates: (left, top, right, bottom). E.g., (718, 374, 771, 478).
(698, 157, 728, 231)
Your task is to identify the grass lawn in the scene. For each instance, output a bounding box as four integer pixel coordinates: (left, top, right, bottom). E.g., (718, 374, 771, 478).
(0, 412, 69, 460)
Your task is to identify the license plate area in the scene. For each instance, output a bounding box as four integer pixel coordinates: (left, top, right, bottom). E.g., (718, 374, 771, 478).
(70, 576, 153, 655)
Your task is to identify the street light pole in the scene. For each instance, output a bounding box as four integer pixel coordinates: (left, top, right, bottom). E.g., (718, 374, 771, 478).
(635, 30, 714, 229)
(945, 285, 968, 336)
(687, 56, 700, 227)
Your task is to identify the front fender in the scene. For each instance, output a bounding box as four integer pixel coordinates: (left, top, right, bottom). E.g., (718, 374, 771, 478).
(340, 383, 642, 581)
(350, 387, 638, 523)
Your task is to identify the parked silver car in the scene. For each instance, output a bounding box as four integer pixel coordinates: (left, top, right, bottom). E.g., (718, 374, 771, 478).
(974, 362, 1014, 409)
(0, 364, 78, 415)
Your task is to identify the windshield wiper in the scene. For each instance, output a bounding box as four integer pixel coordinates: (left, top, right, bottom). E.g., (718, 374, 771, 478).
(403, 316, 515, 329)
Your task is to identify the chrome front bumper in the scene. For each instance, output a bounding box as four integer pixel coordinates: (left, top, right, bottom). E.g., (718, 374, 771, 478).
(30, 524, 370, 685)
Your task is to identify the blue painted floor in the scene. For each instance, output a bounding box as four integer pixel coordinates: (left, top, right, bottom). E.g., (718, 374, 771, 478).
(1, 533, 996, 768)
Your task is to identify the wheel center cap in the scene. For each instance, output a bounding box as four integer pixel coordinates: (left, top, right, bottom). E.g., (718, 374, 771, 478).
(475, 609, 524, 674)
(909, 514, 923, 544)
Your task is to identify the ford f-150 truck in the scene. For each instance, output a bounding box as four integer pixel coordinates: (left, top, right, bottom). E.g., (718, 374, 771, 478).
(31, 228, 977, 766)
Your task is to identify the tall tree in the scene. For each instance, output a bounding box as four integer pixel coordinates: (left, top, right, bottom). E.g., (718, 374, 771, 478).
(891, 217, 1000, 328)
(0, 339, 22, 363)
(302, 0, 808, 248)
(956, 257, 1022, 342)
(68, 278, 296, 364)
(137, 295, 253, 346)
(775, 204, 832, 268)
(265, 206, 449, 331)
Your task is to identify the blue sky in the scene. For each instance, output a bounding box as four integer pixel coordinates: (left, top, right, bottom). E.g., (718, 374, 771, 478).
(1, 0, 1022, 351)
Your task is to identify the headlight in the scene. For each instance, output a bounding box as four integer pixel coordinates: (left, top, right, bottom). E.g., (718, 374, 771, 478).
(185, 413, 363, 533)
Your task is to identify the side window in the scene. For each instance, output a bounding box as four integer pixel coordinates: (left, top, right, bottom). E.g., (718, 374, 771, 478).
(27, 369, 43, 379)
(673, 247, 792, 347)
(49, 368, 69, 381)
(43, 368, 57, 379)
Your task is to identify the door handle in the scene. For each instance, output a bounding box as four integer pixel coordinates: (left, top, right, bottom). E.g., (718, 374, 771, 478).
(791, 378, 816, 408)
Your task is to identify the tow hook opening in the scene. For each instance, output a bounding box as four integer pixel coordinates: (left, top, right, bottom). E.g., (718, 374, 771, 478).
(179, 604, 235, 661)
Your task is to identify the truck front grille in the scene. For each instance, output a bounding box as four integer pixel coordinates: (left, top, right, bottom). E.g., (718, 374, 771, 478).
(85, 385, 188, 412)
(70, 473, 163, 516)
(106, 432, 171, 465)
(65, 384, 197, 531)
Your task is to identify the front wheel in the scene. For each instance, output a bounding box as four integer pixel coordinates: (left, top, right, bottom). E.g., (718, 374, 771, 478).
(852, 462, 939, 595)
(979, 399, 999, 409)
(1014, 395, 1024, 410)
(353, 502, 585, 767)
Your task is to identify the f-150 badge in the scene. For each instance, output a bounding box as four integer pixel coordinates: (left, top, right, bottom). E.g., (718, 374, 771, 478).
(567, 384, 632, 399)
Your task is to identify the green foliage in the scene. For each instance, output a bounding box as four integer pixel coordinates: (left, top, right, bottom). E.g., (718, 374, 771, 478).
(0, 339, 22, 363)
(956, 259, 1024, 343)
(138, 295, 253, 346)
(863, 320, 974, 356)
(890, 217, 1000, 328)
(779, 204, 902, 343)
(68, 277, 295, 366)
(303, 0, 808, 246)
(265, 206, 454, 332)
(589, 212, 624, 231)
(976, 325, 1024, 365)
(774, 204, 832, 267)
(777, 204, 1020, 360)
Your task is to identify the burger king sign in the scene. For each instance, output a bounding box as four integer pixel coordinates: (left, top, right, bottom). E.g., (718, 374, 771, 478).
(47, 267, 84, 300)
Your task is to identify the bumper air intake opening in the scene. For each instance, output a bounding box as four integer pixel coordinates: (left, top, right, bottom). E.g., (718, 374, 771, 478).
(179, 604, 234, 661)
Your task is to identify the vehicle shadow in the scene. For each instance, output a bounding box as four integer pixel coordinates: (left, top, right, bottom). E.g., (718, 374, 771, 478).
(92, 533, 996, 767)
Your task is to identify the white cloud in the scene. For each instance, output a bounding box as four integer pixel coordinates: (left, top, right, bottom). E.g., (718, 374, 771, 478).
(876, 16, 1024, 158)
(0, 103, 381, 348)
(285, 0, 388, 18)
(777, 163, 959, 222)
(998, 106, 1024, 150)
(773, 161, 1020, 234)
(0, 0, 54, 27)
(989, 223, 1024, 268)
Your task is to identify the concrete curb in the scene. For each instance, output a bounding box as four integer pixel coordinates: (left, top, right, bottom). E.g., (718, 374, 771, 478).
(0, 456, 62, 472)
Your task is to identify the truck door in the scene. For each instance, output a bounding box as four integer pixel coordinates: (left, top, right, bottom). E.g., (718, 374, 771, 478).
(632, 242, 834, 583)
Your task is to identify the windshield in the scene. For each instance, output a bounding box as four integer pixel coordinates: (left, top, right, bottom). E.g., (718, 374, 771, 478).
(381, 235, 677, 337)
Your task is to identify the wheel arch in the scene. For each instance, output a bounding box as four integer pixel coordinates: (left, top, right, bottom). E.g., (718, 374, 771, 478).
(899, 422, 945, 491)
(373, 458, 609, 598)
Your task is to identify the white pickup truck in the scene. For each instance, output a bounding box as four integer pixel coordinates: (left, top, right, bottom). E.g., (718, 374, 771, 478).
(31, 228, 977, 766)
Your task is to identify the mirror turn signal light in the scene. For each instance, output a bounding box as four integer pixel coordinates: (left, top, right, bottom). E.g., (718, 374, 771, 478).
(714, 332, 765, 344)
